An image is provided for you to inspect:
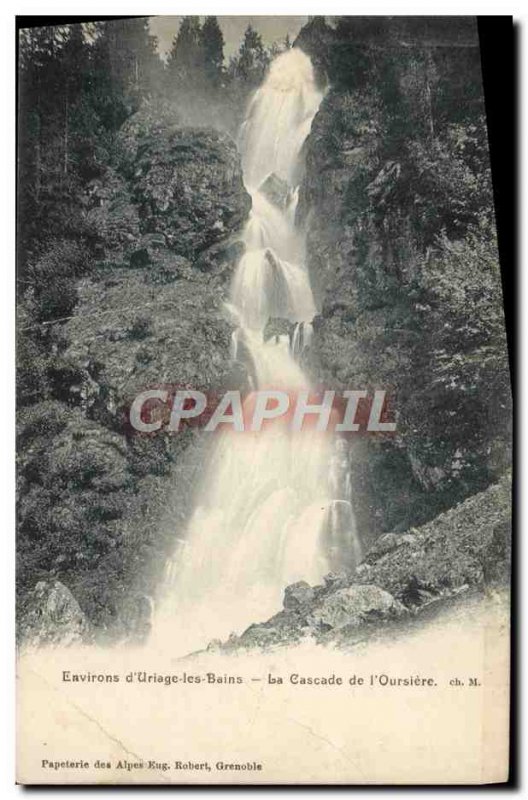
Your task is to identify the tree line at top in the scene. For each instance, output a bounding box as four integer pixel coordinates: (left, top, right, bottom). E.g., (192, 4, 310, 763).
(167, 16, 292, 93)
(19, 17, 292, 123)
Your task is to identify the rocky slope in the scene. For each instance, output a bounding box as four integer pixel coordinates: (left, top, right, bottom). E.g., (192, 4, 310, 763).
(17, 106, 251, 641)
(223, 472, 511, 652)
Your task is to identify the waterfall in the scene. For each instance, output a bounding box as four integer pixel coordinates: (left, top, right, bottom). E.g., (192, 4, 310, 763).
(291, 321, 313, 358)
(152, 49, 361, 655)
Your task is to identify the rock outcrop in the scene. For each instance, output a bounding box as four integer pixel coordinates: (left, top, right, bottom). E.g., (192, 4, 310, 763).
(259, 173, 291, 210)
(263, 317, 295, 343)
(356, 472, 512, 602)
(283, 581, 316, 611)
(308, 585, 407, 631)
(18, 581, 91, 647)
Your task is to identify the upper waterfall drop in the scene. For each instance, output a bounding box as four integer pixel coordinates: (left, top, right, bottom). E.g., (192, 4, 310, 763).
(239, 48, 324, 190)
(232, 48, 323, 334)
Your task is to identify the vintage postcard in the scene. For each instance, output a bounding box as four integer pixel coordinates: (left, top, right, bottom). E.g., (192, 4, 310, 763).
(16, 15, 512, 785)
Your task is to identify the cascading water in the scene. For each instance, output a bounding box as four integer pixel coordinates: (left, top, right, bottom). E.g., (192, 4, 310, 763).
(152, 48, 361, 655)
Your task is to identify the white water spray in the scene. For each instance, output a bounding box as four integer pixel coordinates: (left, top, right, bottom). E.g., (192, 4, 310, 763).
(152, 49, 361, 655)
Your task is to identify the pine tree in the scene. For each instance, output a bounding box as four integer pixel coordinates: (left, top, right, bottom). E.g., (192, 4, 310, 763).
(18, 25, 74, 261)
(119, 18, 163, 97)
(60, 25, 87, 178)
(91, 18, 162, 117)
(229, 24, 269, 91)
(267, 41, 282, 60)
(17, 19, 164, 267)
(167, 16, 204, 90)
(201, 16, 224, 89)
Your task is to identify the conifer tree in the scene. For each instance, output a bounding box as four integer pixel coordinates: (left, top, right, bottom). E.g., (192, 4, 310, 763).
(201, 16, 224, 89)
(167, 16, 204, 90)
(234, 24, 269, 87)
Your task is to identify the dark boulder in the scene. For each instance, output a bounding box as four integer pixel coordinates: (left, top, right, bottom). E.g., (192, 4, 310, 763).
(129, 233, 168, 268)
(263, 317, 295, 343)
(259, 173, 291, 210)
(18, 581, 91, 647)
(308, 584, 407, 631)
(283, 581, 316, 611)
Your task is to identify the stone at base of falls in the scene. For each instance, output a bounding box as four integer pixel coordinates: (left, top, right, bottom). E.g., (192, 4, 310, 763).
(263, 317, 295, 343)
(308, 585, 407, 631)
(259, 173, 291, 210)
(283, 581, 316, 611)
(18, 581, 91, 648)
(323, 571, 349, 591)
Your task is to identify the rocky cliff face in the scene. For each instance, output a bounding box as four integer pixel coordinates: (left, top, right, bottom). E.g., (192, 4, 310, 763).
(18, 580, 92, 647)
(17, 106, 251, 640)
(295, 18, 511, 540)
